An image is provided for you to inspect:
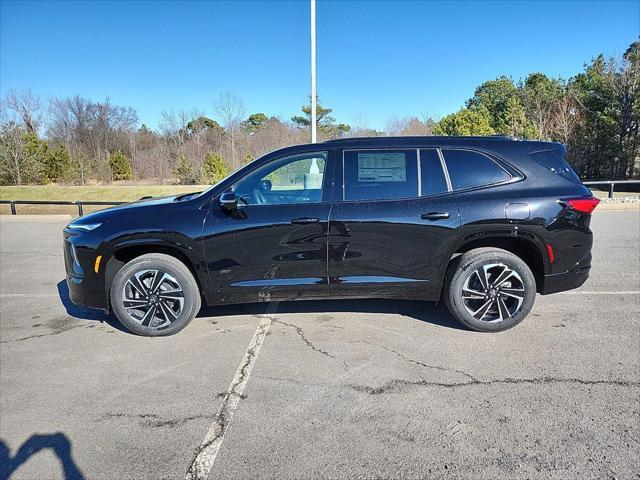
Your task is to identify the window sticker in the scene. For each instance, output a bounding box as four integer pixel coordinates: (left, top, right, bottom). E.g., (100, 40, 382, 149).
(357, 152, 406, 182)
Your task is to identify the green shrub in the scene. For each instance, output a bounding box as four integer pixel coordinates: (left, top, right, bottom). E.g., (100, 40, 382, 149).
(173, 155, 199, 185)
(44, 145, 74, 183)
(109, 150, 132, 181)
(202, 152, 229, 183)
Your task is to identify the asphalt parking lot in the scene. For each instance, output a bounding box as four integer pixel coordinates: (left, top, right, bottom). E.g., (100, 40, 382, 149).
(0, 211, 638, 480)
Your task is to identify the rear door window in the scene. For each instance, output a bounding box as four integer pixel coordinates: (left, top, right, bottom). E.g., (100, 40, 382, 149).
(442, 149, 511, 190)
(420, 149, 449, 196)
(343, 149, 418, 201)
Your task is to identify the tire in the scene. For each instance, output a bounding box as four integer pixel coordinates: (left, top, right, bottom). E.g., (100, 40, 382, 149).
(110, 253, 201, 336)
(444, 248, 536, 332)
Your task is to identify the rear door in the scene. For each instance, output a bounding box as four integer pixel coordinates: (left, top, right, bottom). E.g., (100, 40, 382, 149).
(327, 148, 461, 299)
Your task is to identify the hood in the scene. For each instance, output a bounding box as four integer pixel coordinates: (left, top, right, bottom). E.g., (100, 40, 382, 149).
(73, 193, 200, 225)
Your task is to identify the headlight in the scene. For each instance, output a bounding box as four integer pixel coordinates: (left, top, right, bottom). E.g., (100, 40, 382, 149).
(67, 222, 102, 231)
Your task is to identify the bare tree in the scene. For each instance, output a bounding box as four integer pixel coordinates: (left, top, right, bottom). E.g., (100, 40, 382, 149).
(214, 91, 245, 169)
(551, 94, 582, 146)
(0, 122, 46, 185)
(386, 116, 434, 136)
(3, 88, 42, 134)
(47, 95, 138, 183)
(351, 111, 370, 131)
(159, 109, 192, 146)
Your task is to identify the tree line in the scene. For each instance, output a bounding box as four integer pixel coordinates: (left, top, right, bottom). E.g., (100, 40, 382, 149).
(1, 41, 637, 186)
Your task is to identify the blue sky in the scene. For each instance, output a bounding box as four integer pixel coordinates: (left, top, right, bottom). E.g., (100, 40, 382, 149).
(1, 0, 638, 130)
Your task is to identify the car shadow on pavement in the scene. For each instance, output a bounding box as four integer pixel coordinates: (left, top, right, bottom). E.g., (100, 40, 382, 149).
(198, 298, 466, 331)
(0, 433, 85, 480)
(56, 281, 128, 333)
(56, 279, 464, 333)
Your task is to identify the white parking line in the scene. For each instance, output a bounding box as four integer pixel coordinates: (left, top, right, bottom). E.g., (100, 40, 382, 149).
(0, 293, 60, 297)
(185, 302, 278, 480)
(558, 291, 639, 295)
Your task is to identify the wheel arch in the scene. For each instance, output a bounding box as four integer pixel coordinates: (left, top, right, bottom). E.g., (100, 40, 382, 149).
(437, 230, 548, 297)
(103, 240, 206, 309)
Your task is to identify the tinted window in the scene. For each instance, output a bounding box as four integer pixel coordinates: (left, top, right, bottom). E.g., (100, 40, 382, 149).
(420, 149, 448, 196)
(531, 149, 580, 183)
(344, 149, 418, 201)
(443, 149, 510, 190)
(232, 152, 326, 205)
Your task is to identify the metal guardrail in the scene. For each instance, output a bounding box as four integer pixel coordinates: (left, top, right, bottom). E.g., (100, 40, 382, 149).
(0, 200, 125, 216)
(583, 180, 640, 198)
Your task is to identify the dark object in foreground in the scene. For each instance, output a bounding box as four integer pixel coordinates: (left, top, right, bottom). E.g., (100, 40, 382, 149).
(63, 136, 598, 335)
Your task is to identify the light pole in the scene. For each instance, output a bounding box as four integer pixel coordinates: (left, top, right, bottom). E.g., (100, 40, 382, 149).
(310, 0, 317, 143)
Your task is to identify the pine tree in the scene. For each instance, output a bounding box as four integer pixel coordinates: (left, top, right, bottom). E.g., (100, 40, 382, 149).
(433, 108, 495, 136)
(504, 97, 537, 139)
(173, 154, 198, 185)
(44, 145, 74, 183)
(109, 150, 132, 181)
(202, 152, 229, 183)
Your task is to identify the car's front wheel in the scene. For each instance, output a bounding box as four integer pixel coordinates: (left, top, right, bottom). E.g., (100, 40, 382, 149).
(445, 248, 536, 332)
(110, 253, 201, 336)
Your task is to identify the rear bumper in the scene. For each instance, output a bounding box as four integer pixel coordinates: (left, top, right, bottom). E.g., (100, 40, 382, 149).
(541, 265, 590, 295)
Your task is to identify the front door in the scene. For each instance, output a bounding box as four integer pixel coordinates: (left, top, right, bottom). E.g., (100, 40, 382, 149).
(328, 148, 461, 299)
(203, 151, 332, 303)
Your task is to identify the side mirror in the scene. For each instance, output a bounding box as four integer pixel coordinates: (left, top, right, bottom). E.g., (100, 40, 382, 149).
(219, 192, 238, 210)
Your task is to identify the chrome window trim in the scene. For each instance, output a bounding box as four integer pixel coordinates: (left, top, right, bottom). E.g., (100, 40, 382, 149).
(439, 147, 515, 192)
(436, 148, 453, 192)
(416, 148, 422, 197)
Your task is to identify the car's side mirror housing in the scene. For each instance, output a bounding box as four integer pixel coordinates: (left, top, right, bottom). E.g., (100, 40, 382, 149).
(219, 192, 238, 210)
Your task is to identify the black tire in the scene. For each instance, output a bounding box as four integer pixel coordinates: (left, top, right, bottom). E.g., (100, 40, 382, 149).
(445, 248, 536, 332)
(110, 253, 201, 336)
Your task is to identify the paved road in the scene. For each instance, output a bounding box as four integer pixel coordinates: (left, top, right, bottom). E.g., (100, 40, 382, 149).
(1, 211, 638, 479)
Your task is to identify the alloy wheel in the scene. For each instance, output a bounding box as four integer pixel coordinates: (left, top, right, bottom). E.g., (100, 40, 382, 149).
(461, 263, 525, 323)
(121, 269, 185, 329)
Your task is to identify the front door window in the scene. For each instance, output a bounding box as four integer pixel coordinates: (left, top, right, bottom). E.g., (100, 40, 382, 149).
(232, 152, 327, 205)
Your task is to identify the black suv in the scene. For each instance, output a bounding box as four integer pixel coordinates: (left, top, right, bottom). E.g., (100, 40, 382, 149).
(63, 136, 598, 336)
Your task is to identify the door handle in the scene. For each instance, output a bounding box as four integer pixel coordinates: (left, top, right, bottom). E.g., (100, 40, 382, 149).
(291, 217, 320, 225)
(420, 211, 451, 220)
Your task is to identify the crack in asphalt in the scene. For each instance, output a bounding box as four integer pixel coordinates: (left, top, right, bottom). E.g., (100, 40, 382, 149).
(273, 318, 336, 359)
(100, 412, 214, 429)
(354, 341, 479, 382)
(273, 318, 349, 371)
(348, 376, 640, 395)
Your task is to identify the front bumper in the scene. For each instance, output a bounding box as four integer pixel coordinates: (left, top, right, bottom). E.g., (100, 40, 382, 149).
(63, 234, 108, 310)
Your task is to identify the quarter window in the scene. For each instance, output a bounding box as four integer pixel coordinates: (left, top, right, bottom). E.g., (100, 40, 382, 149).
(442, 149, 511, 190)
(420, 149, 449, 196)
(531, 149, 580, 183)
(344, 149, 418, 201)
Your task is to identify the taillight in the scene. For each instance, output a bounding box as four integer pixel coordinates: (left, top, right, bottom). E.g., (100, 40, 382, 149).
(566, 197, 600, 214)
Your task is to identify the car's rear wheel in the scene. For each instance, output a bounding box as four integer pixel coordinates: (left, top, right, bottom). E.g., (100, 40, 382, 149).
(110, 253, 201, 336)
(445, 248, 536, 332)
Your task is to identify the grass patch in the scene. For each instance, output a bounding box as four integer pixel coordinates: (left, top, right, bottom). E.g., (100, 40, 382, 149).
(0, 185, 210, 215)
(0, 185, 209, 202)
